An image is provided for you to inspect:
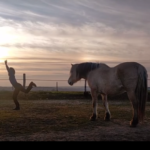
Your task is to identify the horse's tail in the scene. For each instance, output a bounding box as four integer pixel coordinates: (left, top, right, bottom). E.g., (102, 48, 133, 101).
(135, 65, 148, 121)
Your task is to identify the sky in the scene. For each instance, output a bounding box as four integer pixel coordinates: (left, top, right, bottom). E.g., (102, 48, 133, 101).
(0, 0, 150, 87)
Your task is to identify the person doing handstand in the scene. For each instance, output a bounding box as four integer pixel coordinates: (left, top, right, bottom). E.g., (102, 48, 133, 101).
(5, 60, 37, 110)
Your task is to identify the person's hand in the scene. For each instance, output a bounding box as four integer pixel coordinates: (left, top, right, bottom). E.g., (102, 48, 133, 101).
(5, 60, 7, 64)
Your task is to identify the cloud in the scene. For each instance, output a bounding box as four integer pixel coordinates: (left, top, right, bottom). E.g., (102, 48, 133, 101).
(0, 0, 150, 86)
(0, 17, 150, 61)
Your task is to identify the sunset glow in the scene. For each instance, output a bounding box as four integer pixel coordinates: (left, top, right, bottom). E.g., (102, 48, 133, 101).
(0, 48, 10, 62)
(0, 0, 150, 87)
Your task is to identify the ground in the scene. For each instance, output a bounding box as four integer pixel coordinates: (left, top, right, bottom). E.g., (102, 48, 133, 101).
(0, 99, 150, 141)
(1, 120, 150, 141)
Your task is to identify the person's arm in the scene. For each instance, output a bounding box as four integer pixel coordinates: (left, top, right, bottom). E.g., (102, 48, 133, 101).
(5, 60, 10, 72)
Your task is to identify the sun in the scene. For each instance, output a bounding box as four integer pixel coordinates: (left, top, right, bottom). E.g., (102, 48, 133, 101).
(0, 50, 8, 57)
(0, 47, 10, 62)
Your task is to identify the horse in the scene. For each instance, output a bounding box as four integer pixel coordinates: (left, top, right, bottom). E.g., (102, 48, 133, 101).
(68, 62, 148, 127)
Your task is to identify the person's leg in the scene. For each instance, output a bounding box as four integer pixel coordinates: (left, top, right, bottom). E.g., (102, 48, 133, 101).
(22, 82, 36, 93)
(12, 82, 36, 110)
(12, 88, 20, 110)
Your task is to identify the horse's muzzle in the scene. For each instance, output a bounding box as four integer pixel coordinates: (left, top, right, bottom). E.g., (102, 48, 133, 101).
(68, 81, 73, 86)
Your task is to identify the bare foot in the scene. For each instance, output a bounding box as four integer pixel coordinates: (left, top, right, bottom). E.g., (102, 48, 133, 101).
(31, 82, 37, 87)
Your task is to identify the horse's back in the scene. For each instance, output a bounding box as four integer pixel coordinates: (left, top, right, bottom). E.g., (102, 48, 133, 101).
(87, 62, 147, 93)
(116, 62, 147, 78)
(116, 62, 145, 70)
(115, 62, 147, 90)
(87, 65, 125, 95)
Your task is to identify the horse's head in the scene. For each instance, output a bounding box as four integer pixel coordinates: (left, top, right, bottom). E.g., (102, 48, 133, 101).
(68, 64, 80, 86)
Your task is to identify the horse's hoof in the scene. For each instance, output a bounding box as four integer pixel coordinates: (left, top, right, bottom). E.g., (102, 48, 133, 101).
(104, 118, 110, 121)
(90, 117, 96, 121)
(129, 124, 137, 128)
(130, 120, 138, 127)
(104, 112, 110, 121)
(90, 114, 97, 121)
(129, 122, 137, 127)
(13, 107, 20, 110)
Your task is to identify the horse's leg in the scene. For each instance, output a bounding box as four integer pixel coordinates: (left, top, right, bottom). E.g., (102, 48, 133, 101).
(101, 94, 111, 121)
(90, 88, 98, 121)
(127, 91, 138, 127)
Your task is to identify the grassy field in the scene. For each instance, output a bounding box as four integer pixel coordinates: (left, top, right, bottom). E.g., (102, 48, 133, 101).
(0, 91, 88, 100)
(0, 91, 150, 141)
(1, 90, 150, 100)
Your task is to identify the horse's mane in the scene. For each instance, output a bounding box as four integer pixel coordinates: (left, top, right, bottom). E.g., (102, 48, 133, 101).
(76, 62, 108, 78)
